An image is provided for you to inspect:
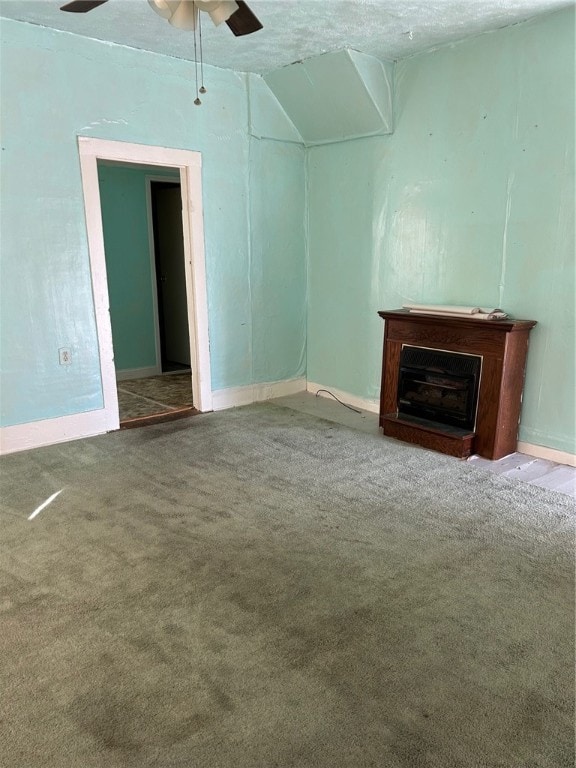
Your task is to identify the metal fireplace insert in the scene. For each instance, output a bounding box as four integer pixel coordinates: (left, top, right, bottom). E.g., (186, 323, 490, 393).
(397, 345, 482, 431)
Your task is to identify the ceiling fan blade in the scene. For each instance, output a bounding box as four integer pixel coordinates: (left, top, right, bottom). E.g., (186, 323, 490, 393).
(225, 1, 262, 36)
(60, 0, 108, 12)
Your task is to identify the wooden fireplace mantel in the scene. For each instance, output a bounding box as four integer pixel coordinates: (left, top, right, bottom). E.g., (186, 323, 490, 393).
(378, 310, 537, 460)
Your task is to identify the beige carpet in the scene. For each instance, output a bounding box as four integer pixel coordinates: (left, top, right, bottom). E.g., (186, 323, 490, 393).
(1, 403, 574, 767)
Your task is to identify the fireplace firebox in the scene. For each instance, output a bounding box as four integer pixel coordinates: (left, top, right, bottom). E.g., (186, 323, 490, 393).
(397, 346, 481, 431)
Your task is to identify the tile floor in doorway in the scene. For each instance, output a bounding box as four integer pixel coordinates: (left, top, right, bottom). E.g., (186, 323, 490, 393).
(117, 373, 194, 423)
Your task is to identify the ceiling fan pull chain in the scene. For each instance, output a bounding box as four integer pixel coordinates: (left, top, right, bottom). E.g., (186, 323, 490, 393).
(192, 2, 201, 105)
(198, 8, 206, 94)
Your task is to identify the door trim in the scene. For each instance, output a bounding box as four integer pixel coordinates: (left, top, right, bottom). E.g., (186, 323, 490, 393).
(78, 137, 213, 427)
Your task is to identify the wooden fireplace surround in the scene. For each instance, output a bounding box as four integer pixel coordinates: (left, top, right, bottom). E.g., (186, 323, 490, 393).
(378, 310, 537, 460)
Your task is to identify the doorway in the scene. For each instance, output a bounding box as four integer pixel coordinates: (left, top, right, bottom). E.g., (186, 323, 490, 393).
(113, 175, 196, 427)
(150, 181, 191, 373)
(78, 138, 213, 434)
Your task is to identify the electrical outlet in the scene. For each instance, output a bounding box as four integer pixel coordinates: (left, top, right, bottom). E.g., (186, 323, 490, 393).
(59, 347, 72, 366)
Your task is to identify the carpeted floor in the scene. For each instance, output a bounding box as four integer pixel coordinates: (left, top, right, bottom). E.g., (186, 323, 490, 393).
(1, 403, 574, 768)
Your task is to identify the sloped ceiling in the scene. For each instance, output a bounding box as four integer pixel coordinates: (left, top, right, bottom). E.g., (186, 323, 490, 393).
(0, 0, 572, 74)
(264, 50, 394, 145)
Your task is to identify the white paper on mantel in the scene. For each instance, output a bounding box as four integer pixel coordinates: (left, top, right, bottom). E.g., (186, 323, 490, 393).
(402, 303, 508, 320)
(404, 303, 480, 314)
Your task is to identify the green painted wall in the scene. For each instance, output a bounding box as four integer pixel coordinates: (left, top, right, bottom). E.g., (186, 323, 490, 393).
(250, 139, 307, 381)
(97, 164, 178, 372)
(307, 9, 575, 453)
(0, 20, 306, 427)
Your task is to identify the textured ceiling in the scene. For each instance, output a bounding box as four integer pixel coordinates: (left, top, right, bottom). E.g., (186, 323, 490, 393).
(0, 0, 572, 74)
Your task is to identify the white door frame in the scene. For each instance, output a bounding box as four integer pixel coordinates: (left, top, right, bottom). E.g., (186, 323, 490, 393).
(78, 137, 213, 430)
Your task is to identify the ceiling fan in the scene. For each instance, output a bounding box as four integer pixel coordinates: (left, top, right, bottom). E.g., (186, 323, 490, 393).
(59, 0, 263, 37)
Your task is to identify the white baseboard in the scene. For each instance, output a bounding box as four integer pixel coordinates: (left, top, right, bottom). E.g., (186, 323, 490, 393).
(212, 377, 306, 412)
(306, 381, 380, 414)
(308, 384, 576, 466)
(0, 378, 305, 454)
(116, 366, 161, 382)
(0, 409, 113, 456)
(4, 380, 573, 470)
(517, 441, 576, 467)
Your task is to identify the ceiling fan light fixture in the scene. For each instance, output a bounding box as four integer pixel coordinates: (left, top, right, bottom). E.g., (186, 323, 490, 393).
(61, 0, 262, 36)
(61, 0, 261, 105)
(148, 0, 199, 29)
(148, 0, 198, 30)
(148, 0, 238, 30)
(202, 1, 239, 26)
(145, 0, 261, 104)
(147, 0, 174, 20)
(168, 1, 199, 29)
